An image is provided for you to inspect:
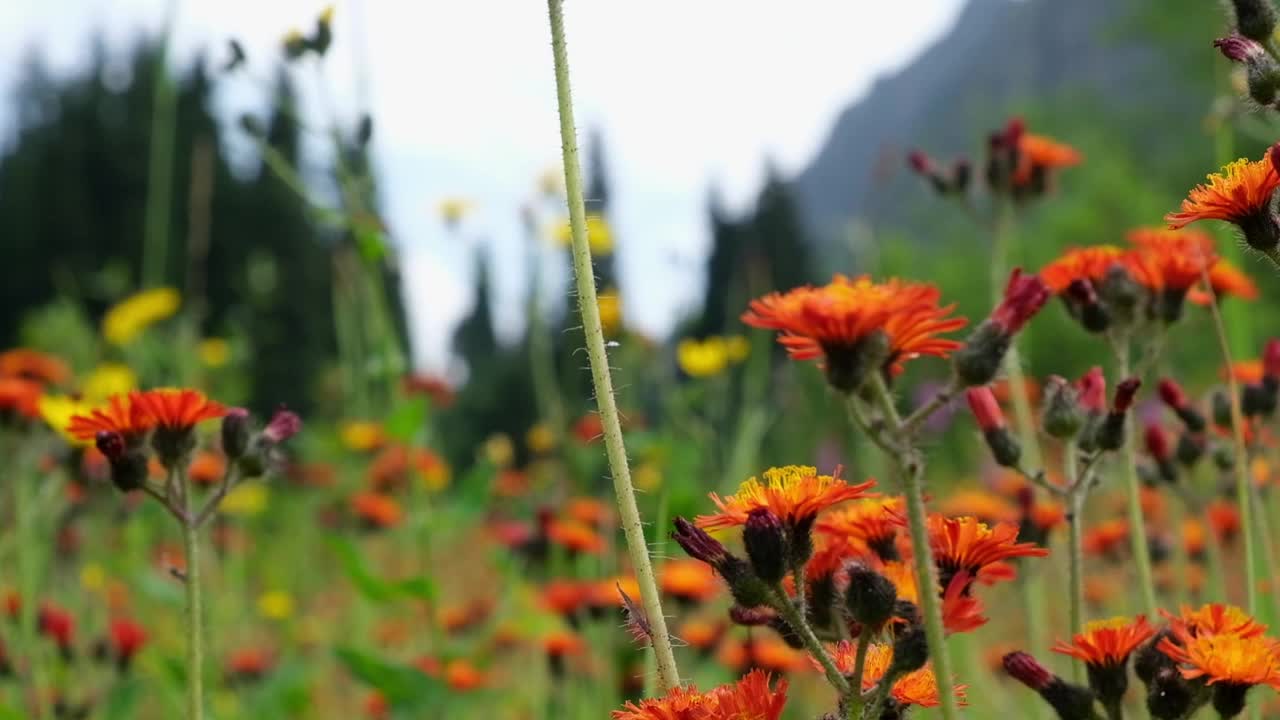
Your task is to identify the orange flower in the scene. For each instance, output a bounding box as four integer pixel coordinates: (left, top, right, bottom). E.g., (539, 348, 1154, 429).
(814, 497, 904, 559)
(1083, 519, 1130, 558)
(1166, 156, 1280, 232)
(0, 377, 42, 420)
(443, 659, 485, 691)
(0, 349, 70, 386)
(1124, 227, 1217, 292)
(1225, 359, 1265, 384)
(67, 393, 153, 440)
(698, 465, 875, 530)
(586, 576, 641, 610)
(547, 519, 606, 554)
(717, 635, 807, 675)
(565, 496, 612, 527)
(542, 630, 585, 657)
(1189, 260, 1260, 305)
(881, 561, 988, 634)
(938, 490, 1020, 525)
(826, 641, 968, 708)
(661, 559, 720, 603)
(1166, 603, 1267, 640)
(350, 492, 402, 529)
(226, 647, 274, 681)
(1015, 133, 1082, 185)
(741, 275, 965, 387)
(188, 451, 227, 486)
(677, 619, 725, 652)
(1159, 629, 1280, 690)
(1208, 499, 1242, 543)
(131, 388, 226, 431)
(926, 515, 1048, 591)
(611, 669, 788, 720)
(1052, 615, 1155, 669)
(541, 580, 591, 617)
(1040, 246, 1126, 293)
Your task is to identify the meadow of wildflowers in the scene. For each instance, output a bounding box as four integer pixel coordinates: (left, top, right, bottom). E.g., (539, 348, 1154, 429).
(10, 1, 1280, 719)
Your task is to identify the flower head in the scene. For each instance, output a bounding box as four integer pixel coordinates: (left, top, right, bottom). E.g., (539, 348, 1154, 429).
(1015, 133, 1082, 186)
(131, 389, 227, 431)
(0, 349, 70, 386)
(926, 515, 1048, 592)
(1041, 246, 1126, 294)
(1125, 227, 1218, 292)
(814, 497, 905, 561)
(1189, 260, 1259, 305)
(0, 378, 42, 420)
(990, 269, 1051, 335)
(1158, 629, 1280, 689)
(742, 275, 965, 390)
(1166, 155, 1280, 252)
(827, 641, 968, 708)
(1053, 615, 1155, 669)
(67, 394, 153, 441)
(611, 669, 788, 720)
(698, 465, 875, 530)
(351, 492, 403, 529)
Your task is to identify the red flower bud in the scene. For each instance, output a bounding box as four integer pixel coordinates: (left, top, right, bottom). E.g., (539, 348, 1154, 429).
(1270, 142, 1280, 180)
(262, 407, 302, 444)
(966, 387, 1006, 432)
(1265, 338, 1280, 380)
(991, 269, 1050, 335)
(1145, 423, 1172, 462)
(96, 430, 125, 461)
(1158, 378, 1188, 410)
(908, 150, 934, 175)
(672, 517, 728, 567)
(1113, 378, 1142, 413)
(1001, 117, 1026, 148)
(1003, 651, 1054, 691)
(1077, 367, 1107, 413)
(1215, 34, 1265, 62)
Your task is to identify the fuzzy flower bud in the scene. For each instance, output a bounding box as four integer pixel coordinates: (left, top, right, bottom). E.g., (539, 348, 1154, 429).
(968, 387, 1022, 467)
(845, 563, 898, 630)
(1077, 367, 1107, 414)
(1175, 432, 1206, 468)
(672, 517, 727, 566)
(1212, 390, 1234, 428)
(1145, 423, 1178, 484)
(1158, 378, 1206, 432)
(1265, 338, 1280, 381)
(889, 622, 930, 676)
(953, 269, 1048, 386)
(1216, 34, 1266, 62)
(1230, 0, 1278, 43)
(221, 408, 252, 459)
(1065, 279, 1111, 333)
(672, 518, 765, 607)
(1004, 651, 1099, 720)
(1042, 375, 1085, 439)
(262, 407, 302, 445)
(97, 430, 146, 493)
(1217, 34, 1280, 104)
(743, 508, 787, 585)
(96, 431, 125, 462)
(992, 269, 1051, 335)
(1113, 378, 1142, 414)
(728, 605, 776, 626)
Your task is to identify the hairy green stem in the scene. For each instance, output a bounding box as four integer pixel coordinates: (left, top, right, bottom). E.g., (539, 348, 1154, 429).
(1066, 448, 1087, 683)
(769, 588, 850, 696)
(846, 627, 873, 720)
(545, 0, 680, 692)
(181, 480, 205, 720)
(862, 377, 961, 720)
(1116, 343, 1159, 615)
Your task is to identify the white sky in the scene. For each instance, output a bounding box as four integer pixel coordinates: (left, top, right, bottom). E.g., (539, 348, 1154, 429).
(0, 0, 965, 372)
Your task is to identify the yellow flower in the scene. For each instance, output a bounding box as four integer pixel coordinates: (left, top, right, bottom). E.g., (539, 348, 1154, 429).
(724, 335, 751, 363)
(526, 422, 557, 454)
(199, 338, 231, 368)
(597, 289, 622, 336)
(634, 461, 662, 492)
(439, 198, 473, 227)
(80, 563, 106, 592)
(318, 4, 334, 25)
(340, 421, 383, 452)
(257, 590, 294, 621)
(102, 287, 181, 345)
(38, 395, 94, 446)
(677, 337, 729, 378)
(82, 363, 138, 403)
(220, 483, 269, 517)
(552, 214, 613, 255)
(484, 433, 515, 468)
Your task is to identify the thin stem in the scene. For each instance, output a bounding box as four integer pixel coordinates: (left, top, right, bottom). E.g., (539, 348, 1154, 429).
(1115, 342, 1159, 616)
(195, 465, 241, 528)
(1065, 441, 1086, 684)
(180, 473, 205, 720)
(1199, 266, 1258, 615)
(900, 378, 960, 436)
(846, 627, 873, 720)
(769, 588, 850, 695)
(545, 0, 680, 693)
(862, 378, 960, 720)
(1104, 700, 1124, 720)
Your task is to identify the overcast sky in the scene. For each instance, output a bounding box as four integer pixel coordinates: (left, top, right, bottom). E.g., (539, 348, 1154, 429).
(0, 0, 966, 372)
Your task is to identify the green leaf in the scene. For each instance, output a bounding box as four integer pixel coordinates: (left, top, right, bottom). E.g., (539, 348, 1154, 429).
(328, 537, 397, 603)
(383, 397, 427, 443)
(392, 576, 437, 602)
(102, 679, 141, 720)
(355, 227, 387, 262)
(334, 647, 442, 708)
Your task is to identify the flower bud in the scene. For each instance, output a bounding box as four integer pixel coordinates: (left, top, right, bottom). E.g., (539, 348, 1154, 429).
(951, 157, 972, 193)
(1213, 444, 1237, 471)
(261, 407, 302, 445)
(992, 269, 1051, 336)
(845, 564, 897, 630)
(1144, 423, 1177, 484)
(1146, 667, 1206, 720)
(96, 431, 125, 462)
(1212, 390, 1234, 428)
(1134, 629, 1175, 684)
(1264, 338, 1280, 380)
(1113, 378, 1142, 414)
(952, 321, 1009, 387)
(673, 518, 767, 607)
(968, 387, 1022, 467)
(1065, 279, 1111, 333)
(1241, 382, 1275, 417)
(728, 604, 776, 626)
(221, 408, 252, 459)
(806, 572, 838, 632)
(1175, 432, 1206, 468)
(743, 508, 787, 585)
(1216, 34, 1266, 62)
(1077, 367, 1107, 414)
(1211, 682, 1250, 719)
(1041, 375, 1085, 439)
(1158, 379, 1206, 432)
(889, 621, 929, 676)
(1230, 0, 1278, 43)
(1004, 651, 1098, 720)
(672, 517, 728, 566)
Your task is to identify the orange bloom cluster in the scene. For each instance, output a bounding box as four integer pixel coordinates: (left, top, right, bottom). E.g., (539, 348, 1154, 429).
(350, 492, 403, 529)
(612, 669, 788, 720)
(0, 377, 42, 419)
(1040, 246, 1126, 294)
(699, 465, 875, 530)
(1166, 156, 1280, 232)
(68, 389, 225, 441)
(0, 349, 70, 386)
(742, 275, 965, 388)
(814, 497, 905, 560)
(825, 641, 968, 708)
(1158, 604, 1280, 691)
(1124, 228, 1218, 292)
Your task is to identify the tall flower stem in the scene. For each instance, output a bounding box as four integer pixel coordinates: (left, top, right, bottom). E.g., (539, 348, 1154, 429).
(856, 377, 961, 720)
(1199, 270, 1259, 617)
(1064, 442, 1086, 683)
(768, 588, 849, 696)
(1115, 343, 1159, 616)
(846, 626, 873, 719)
(179, 469, 205, 720)
(545, 0, 680, 692)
